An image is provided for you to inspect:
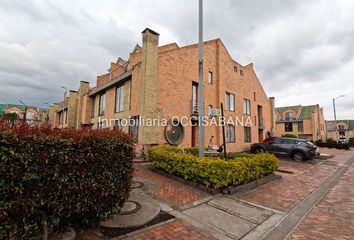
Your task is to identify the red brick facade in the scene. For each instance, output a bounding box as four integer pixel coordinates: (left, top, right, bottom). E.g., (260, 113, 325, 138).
(49, 28, 275, 152)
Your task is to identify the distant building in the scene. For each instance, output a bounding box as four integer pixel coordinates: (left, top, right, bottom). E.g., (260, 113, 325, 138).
(326, 120, 354, 141)
(49, 28, 276, 152)
(275, 104, 326, 141)
(0, 103, 47, 126)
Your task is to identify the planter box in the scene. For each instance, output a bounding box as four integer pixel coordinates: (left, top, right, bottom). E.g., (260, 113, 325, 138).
(150, 167, 281, 195)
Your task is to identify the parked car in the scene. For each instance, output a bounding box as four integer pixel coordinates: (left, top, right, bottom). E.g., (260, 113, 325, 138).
(250, 137, 319, 161)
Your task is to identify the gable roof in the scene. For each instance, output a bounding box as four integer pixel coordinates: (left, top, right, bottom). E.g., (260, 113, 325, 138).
(332, 120, 354, 130)
(298, 105, 316, 120)
(275, 105, 301, 113)
(275, 105, 317, 120)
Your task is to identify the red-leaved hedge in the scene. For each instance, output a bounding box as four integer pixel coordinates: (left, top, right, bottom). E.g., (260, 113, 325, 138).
(0, 121, 134, 239)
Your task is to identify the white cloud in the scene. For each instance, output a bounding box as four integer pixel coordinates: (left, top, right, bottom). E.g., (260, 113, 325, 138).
(0, 0, 353, 119)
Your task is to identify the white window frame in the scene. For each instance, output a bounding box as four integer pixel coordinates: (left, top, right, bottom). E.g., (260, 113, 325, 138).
(225, 92, 235, 111)
(115, 85, 125, 112)
(226, 124, 235, 143)
(243, 99, 251, 115)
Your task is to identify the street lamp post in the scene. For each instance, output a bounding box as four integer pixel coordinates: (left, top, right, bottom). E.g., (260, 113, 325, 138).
(333, 95, 346, 142)
(44, 102, 49, 125)
(17, 99, 27, 123)
(198, 0, 205, 158)
(60, 86, 68, 129)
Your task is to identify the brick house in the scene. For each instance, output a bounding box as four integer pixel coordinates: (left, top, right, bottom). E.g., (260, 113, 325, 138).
(326, 120, 354, 142)
(49, 28, 276, 152)
(275, 104, 326, 141)
(0, 103, 47, 125)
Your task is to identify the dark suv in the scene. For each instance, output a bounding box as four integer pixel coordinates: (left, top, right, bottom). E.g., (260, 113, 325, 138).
(250, 137, 319, 161)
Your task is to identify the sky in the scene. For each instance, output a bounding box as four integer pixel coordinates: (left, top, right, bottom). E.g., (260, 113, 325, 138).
(0, 0, 353, 120)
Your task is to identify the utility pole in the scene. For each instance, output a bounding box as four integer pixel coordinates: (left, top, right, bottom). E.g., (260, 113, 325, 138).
(17, 99, 27, 123)
(198, 0, 205, 158)
(60, 86, 68, 129)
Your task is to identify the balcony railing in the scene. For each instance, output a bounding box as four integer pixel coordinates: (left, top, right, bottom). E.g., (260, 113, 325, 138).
(191, 99, 198, 116)
(277, 117, 298, 122)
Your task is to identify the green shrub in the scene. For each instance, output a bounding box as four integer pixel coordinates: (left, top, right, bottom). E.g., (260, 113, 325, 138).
(227, 152, 254, 159)
(0, 122, 134, 239)
(349, 138, 354, 147)
(183, 147, 200, 156)
(282, 134, 298, 138)
(148, 146, 279, 189)
(315, 141, 350, 150)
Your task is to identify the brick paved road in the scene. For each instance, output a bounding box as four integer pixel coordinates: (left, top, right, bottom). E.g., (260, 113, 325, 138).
(134, 166, 209, 207)
(124, 219, 217, 240)
(290, 157, 354, 240)
(239, 163, 337, 212)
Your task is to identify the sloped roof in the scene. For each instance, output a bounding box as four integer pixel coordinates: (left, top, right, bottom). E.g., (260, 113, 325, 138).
(0, 104, 47, 114)
(334, 120, 354, 130)
(298, 105, 316, 120)
(275, 105, 301, 113)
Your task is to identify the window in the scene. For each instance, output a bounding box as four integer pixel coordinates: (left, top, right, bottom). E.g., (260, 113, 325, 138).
(226, 125, 235, 143)
(192, 83, 198, 113)
(115, 85, 125, 112)
(225, 92, 235, 111)
(26, 112, 35, 120)
(298, 122, 304, 132)
(129, 116, 139, 142)
(285, 112, 294, 121)
(244, 127, 251, 142)
(234, 66, 238, 72)
(285, 122, 293, 132)
(243, 99, 251, 115)
(91, 97, 95, 117)
(281, 138, 297, 144)
(208, 71, 213, 85)
(99, 92, 105, 116)
(208, 105, 212, 117)
(240, 70, 244, 76)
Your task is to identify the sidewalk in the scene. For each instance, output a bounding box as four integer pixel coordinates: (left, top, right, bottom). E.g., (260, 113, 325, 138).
(78, 148, 354, 239)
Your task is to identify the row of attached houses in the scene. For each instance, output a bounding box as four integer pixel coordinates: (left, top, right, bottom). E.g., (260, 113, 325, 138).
(274, 104, 327, 141)
(48, 28, 276, 152)
(0, 104, 47, 125)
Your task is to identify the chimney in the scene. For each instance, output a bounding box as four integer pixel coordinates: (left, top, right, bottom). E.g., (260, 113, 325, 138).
(139, 28, 161, 144)
(269, 97, 276, 136)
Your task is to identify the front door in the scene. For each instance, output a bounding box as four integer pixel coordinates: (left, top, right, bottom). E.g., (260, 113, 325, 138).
(191, 125, 198, 147)
(258, 129, 263, 142)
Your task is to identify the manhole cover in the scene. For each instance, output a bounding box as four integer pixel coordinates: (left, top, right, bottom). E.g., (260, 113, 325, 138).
(119, 201, 141, 215)
(130, 181, 144, 189)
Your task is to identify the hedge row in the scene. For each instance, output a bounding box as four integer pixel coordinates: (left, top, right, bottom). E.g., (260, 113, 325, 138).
(0, 122, 134, 239)
(316, 142, 350, 150)
(148, 146, 279, 189)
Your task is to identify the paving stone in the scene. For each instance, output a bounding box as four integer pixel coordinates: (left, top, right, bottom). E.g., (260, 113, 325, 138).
(291, 156, 354, 239)
(183, 204, 256, 239)
(134, 166, 209, 207)
(208, 197, 273, 224)
(100, 189, 160, 229)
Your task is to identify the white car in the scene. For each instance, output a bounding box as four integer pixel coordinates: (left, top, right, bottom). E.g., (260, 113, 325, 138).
(338, 136, 346, 144)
